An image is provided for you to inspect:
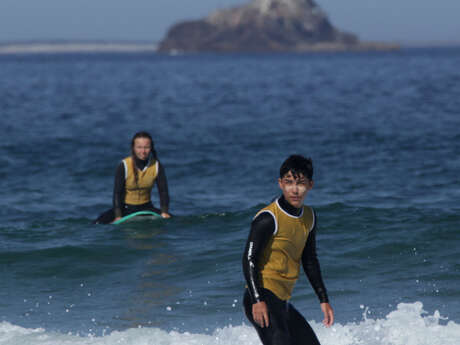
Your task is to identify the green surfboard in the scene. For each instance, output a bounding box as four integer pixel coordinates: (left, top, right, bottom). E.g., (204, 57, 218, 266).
(113, 211, 161, 225)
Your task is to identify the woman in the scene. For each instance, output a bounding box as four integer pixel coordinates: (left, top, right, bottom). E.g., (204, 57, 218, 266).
(94, 131, 171, 224)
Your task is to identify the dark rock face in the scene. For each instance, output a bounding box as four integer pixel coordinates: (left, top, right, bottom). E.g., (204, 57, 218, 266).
(157, 0, 378, 53)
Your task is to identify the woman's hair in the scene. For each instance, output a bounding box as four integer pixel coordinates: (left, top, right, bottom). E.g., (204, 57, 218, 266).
(130, 131, 158, 186)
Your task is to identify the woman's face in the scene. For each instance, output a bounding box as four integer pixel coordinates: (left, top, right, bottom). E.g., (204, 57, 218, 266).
(133, 137, 151, 161)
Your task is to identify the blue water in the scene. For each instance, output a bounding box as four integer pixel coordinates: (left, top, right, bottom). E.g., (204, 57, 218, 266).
(0, 48, 459, 344)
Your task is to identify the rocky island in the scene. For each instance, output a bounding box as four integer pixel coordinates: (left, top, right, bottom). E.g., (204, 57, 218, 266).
(158, 0, 398, 53)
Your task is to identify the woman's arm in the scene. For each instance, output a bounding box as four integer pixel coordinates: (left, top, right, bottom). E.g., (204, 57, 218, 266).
(156, 162, 170, 217)
(112, 162, 125, 219)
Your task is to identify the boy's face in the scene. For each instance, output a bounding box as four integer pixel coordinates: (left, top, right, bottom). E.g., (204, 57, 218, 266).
(278, 171, 313, 208)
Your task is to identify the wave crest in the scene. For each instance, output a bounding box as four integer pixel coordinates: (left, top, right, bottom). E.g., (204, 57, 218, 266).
(1, 302, 459, 345)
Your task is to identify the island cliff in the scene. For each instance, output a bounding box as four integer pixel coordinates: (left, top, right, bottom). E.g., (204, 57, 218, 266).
(158, 0, 398, 53)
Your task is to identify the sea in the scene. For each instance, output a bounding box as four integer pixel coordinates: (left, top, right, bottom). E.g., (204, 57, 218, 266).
(0, 47, 459, 345)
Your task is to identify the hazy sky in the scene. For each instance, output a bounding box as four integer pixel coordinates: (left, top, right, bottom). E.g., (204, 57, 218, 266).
(0, 0, 459, 44)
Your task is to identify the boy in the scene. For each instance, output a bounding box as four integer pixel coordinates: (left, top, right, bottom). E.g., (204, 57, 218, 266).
(242, 155, 333, 345)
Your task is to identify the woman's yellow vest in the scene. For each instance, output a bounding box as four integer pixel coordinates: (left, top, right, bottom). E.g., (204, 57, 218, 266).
(122, 156, 158, 205)
(256, 199, 315, 301)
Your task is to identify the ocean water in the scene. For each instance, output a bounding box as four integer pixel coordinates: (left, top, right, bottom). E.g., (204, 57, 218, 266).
(0, 48, 459, 345)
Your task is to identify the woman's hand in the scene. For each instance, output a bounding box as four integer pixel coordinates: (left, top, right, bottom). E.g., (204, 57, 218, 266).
(111, 217, 122, 224)
(161, 212, 171, 219)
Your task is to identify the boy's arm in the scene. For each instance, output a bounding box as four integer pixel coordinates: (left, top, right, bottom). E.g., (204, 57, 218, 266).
(301, 225, 329, 303)
(302, 212, 335, 327)
(242, 212, 275, 303)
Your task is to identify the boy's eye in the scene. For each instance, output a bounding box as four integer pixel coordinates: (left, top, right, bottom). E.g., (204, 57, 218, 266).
(283, 178, 308, 186)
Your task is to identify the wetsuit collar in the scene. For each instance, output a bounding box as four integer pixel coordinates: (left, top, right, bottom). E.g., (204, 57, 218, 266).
(277, 195, 303, 217)
(134, 155, 151, 171)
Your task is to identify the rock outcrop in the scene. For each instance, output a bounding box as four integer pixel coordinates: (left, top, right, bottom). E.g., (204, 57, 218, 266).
(158, 0, 397, 53)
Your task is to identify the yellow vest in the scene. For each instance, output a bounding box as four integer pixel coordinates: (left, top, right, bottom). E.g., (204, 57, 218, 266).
(123, 156, 158, 205)
(256, 199, 315, 301)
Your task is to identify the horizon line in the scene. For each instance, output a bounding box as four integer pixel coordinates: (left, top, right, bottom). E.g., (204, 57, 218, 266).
(1, 39, 460, 55)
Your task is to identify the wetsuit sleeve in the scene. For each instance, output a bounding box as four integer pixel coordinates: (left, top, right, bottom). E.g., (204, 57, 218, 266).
(112, 162, 125, 218)
(242, 212, 275, 304)
(302, 212, 329, 303)
(155, 162, 170, 213)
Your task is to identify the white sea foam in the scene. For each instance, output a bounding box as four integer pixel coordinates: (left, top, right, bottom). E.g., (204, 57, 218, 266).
(0, 302, 458, 345)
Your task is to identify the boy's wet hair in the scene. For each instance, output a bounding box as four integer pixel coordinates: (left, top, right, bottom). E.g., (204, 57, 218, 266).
(280, 155, 313, 180)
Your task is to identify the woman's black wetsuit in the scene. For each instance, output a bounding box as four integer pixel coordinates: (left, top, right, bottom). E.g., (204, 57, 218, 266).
(242, 195, 329, 345)
(94, 157, 169, 224)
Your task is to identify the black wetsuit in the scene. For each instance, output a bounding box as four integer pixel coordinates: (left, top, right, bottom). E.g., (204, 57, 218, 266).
(94, 157, 169, 224)
(242, 195, 329, 345)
